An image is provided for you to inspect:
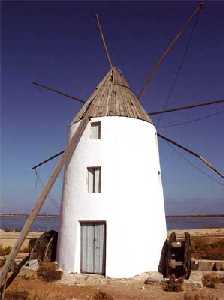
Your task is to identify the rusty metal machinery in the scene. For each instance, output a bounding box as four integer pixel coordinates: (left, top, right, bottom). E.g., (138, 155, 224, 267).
(158, 231, 191, 279)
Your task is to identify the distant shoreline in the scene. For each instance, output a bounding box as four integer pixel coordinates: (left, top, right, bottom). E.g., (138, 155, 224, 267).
(166, 214, 224, 218)
(1, 213, 224, 218)
(0, 213, 58, 217)
(1, 213, 224, 231)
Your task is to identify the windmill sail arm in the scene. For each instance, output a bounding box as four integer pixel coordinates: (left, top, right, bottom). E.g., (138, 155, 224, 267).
(96, 14, 113, 68)
(32, 150, 65, 170)
(138, 2, 204, 99)
(149, 99, 224, 116)
(157, 133, 224, 179)
(0, 117, 89, 292)
(32, 81, 85, 104)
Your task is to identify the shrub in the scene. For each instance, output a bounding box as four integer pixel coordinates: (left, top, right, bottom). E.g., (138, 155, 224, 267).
(184, 291, 219, 300)
(5, 290, 29, 300)
(92, 290, 113, 300)
(37, 262, 62, 282)
(162, 275, 183, 292)
(202, 273, 217, 288)
(191, 237, 224, 260)
(0, 245, 11, 256)
(20, 246, 30, 253)
(0, 257, 6, 267)
(4, 227, 21, 232)
(202, 273, 224, 288)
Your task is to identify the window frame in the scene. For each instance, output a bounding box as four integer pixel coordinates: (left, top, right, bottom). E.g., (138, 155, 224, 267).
(90, 121, 101, 140)
(87, 166, 101, 193)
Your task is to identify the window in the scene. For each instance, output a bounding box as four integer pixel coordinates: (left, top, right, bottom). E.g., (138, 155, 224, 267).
(90, 121, 101, 139)
(87, 167, 101, 193)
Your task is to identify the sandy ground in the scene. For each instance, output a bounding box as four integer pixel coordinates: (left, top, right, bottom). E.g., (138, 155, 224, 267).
(5, 270, 224, 300)
(0, 231, 43, 250)
(175, 228, 224, 234)
(1, 228, 224, 299)
(170, 228, 224, 238)
(1, 228, 224, 249)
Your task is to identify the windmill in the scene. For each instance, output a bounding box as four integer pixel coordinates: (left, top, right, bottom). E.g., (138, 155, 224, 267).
(1, 1, 224, 293)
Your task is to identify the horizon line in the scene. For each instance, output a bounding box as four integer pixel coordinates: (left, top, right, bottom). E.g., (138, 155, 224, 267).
(1, 213, 224, 218)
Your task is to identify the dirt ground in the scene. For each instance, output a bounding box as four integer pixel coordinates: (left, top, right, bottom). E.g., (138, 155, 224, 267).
(2, 228, 224, 299)
(5, 271, 224, 300)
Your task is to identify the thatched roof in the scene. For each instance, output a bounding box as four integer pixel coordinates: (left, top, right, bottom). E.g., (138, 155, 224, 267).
(72, 66, 152, 124)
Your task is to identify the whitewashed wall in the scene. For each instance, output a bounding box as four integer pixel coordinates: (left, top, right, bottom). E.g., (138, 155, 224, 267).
(57, 116, 167, 278)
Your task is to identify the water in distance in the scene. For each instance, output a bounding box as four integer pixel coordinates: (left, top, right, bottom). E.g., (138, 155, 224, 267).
(0, 215, 224, 232)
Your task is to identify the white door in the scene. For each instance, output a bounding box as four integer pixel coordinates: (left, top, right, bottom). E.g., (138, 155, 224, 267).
(80, 222, 106, 275)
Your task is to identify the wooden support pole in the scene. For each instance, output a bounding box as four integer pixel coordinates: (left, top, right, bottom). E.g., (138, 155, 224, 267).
(33, 79, 224, 117)
(138, 2, 204, 99)
(32, 81, 85, 104)
(32, 103, 224, 172)
(149, 99, 224, 116)
(0, 117, 89, 294)
(32, 150, 65, 170)
(96, 14, 113, 69)
(5, 256, 30, 290)
(158, 133, 224, 180)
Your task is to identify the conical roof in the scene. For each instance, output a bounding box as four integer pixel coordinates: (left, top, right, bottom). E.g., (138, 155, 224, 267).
(72, 67, 152, 124)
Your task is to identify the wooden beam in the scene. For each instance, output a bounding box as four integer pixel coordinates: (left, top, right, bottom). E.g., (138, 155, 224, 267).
(32, 97, 224, 171)
(149, 99, 224, 116)
(32, 81, 85, 104)
(158, 133, 224, 180)
(32, 150, 65, 170)
(96, 14, 113, 69)
(5, 255, 30, 290)
(138, 2, 204, 99)
(0, 117, 89, 292)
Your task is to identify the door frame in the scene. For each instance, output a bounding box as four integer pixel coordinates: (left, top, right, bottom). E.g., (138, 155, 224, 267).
(80, 220, 107, 275)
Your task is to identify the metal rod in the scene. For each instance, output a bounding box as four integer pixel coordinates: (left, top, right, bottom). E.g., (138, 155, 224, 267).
(0, 117, 89, 292)
(138, 2, 204, 99)
(149, 99, 224, 116)
(96, 14, 113, 69)
(158, 133, 224, 179)
(32, 81, 85, 104)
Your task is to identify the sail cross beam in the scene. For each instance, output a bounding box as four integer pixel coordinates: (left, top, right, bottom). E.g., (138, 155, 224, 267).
(158, 133, 224, 180)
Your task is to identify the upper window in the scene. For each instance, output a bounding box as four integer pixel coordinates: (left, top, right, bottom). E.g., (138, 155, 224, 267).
(90, 121, 101, 139)
(87, 167, 101, 193)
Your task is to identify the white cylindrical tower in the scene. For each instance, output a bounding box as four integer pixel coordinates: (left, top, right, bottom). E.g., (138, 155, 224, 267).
(57, 67, 167, 278)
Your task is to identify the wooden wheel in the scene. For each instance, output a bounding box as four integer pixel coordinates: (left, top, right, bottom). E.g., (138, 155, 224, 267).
(184, 232, 191, 279)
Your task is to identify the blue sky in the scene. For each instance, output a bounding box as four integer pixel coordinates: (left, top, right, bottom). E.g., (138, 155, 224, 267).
(1, 1, 224, 215)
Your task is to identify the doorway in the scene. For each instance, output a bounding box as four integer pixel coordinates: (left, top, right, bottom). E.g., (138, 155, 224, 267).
(80, 221, 106, 275)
